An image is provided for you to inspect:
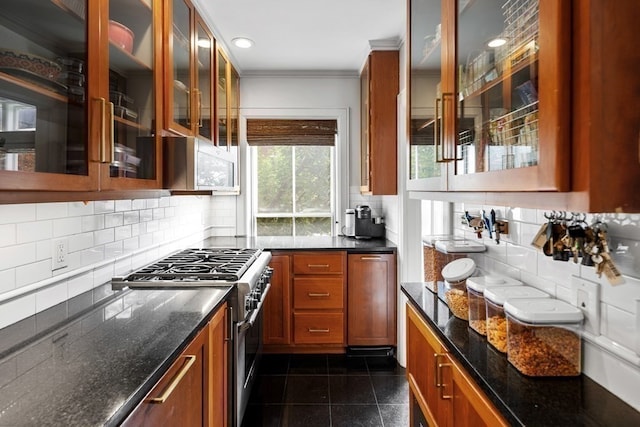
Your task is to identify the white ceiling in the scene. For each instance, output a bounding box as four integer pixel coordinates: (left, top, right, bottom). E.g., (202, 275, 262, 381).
(194, 0, 406, 74)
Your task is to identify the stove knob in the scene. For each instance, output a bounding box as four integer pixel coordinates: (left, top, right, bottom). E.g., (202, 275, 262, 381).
(246, 296, 259, 310)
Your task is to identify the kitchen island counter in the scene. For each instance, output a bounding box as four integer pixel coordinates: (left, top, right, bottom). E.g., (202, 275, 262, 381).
(402, 282, 640, 427)
(0, 286, 232, 426)
(200, 235, 396, 252)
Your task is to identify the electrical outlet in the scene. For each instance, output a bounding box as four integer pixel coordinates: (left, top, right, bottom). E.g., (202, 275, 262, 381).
(52, 238, 68, 270)
(571, 276, 600, 335)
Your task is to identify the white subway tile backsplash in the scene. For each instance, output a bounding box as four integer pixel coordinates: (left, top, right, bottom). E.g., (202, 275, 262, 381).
(69, 232, 94, 253)
(152, 208, 165, 220)
(115, 200, 132, 212)
(114, 257, 132, 277)
(598, 275, 640, 314)
(132, 199, 146, 210)
(36, 203, 68, 220)
(68, 272, 94, 299)
(0, 294, 35, 329)
(94, 200, 115, 214)
(505, 243, 537, 274)
(520, 271, 557, 296)
(536, 252, 580, 287)
(0, 269, 16, 294)
(123, 237, 139, 253)
(81, 215, 105, 232)
(0, 243, 36, 270)
(0, 224, 16, 247)
(16, 260, 52, 287)
(140, 209, 153, 222)
(145, 199, 159, 209)
(35, 282, 68, 312)
(104, 241, 123, 259)
(0, 204, 36, 225)
(36, 240, 51, 262)
(114, 225, 132, 241)
(123, 211, 139, 225)
(601, 304, 636, 350)
(104, 213, 124, 228)
(93, 264, 115, 288)
(68, 201, 94, 216)
(159, 197, 171, 208)
(94, 229, 114, 246)
(17, 220, 52, 244)
(54, 217, 80, 237)
(81, 247, 104, 266)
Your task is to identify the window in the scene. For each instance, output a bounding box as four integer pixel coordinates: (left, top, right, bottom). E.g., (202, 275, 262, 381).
(248, 119, 337, 237)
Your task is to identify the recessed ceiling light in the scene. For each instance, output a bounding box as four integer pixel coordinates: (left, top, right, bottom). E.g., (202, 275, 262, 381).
(232, 37, 254, 49)
(487, 37, 507, 48)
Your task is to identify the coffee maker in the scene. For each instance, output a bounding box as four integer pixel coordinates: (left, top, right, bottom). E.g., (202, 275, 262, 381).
(354, 205, 385, 239)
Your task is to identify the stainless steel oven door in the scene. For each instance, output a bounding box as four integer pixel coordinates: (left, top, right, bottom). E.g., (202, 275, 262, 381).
(234, 282, 270, 426)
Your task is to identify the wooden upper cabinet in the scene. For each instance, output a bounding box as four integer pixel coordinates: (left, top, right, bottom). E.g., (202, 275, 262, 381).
(360, 50, 399, 195)
(216, 48, 240, 151)
(347, 253, 396, 346)
(408, 0, 570, 192)
(164, 0, 216, 144)
(0, 0, 162, 194)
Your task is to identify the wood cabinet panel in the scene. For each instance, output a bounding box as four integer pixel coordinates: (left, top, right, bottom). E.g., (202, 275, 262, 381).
(293, 313, 344, 344)
(292, 252, 345, 275)
(406, 302, 508, 427)
(347, 253, 396, 346)
(208, 303, 228, 427)
(293, 277, 344, 310)
(122, 322, 209, 427)
(263, 254, 292, 345)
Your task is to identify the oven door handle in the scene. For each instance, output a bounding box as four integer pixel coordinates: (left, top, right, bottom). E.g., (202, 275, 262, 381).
(238, 282, 271, 332)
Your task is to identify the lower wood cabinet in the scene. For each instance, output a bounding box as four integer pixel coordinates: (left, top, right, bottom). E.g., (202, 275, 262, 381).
(347, 252, 396, 346)
(122, 302, 229, 427)
(122, 323, 209, 427)
(406, 303, 507, 427)
(263, 254, 292, 346)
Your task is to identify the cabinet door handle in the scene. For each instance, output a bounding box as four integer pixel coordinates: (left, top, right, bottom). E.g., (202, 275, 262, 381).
(307, 264, 329, 268)
(434, 353, 444, 387)
(308, 328, 330, 333)
(95, 97, 114, 164)
(148, 355, 196, 403)
(308, 293, 330, 297)
(360, 256, 381, 260)
(435, 97, 445, 163)
(194, 88, 202, 128)
(225, 306, 233, 342)
(438, 363, 452, 400)
(106, 101, 115, 163)
(436, 93, 457, 163)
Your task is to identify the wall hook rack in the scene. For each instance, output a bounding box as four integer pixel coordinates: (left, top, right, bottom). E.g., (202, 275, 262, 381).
(461, 209, 509, 244)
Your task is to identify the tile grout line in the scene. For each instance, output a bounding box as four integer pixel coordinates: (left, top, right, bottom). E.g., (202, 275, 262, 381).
(365, 358, 387, 427)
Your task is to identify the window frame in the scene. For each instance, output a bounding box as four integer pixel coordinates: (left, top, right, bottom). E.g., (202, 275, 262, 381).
(239, 108, 349, 237)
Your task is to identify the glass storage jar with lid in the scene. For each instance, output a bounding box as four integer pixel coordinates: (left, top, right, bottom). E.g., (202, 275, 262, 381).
(505, 298, 583, 377)
(484, 286, 549, 352)
(441, 257, 477, 320)
(466, 275, 522, 336)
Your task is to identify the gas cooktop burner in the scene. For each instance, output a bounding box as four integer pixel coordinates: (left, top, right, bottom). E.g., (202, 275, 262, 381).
(121, 248, 262, 282)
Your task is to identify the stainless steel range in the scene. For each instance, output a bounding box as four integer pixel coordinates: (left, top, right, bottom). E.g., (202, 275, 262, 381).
(111, 247, 273, 427)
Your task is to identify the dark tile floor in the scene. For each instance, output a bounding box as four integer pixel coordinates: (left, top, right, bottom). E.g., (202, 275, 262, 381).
(241, 354, 409, 427)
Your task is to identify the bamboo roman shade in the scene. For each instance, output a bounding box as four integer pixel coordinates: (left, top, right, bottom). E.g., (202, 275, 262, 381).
(246, 119, 337, 146)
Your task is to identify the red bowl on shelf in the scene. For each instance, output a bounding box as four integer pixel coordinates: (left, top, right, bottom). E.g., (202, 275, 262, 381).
(109, 20, 134, 54)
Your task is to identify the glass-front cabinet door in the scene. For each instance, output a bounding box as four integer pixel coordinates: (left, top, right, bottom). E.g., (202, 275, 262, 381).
(103, 0, 159, 188)
(216, 49, 228, 149)
(166, 0, 193, 135)
(0, 0, 160, 193)
(0, 0, 97, 191)
(195, 15, 215, 142)
(449, 0, 570, 191)
(407, 0, 446, 191)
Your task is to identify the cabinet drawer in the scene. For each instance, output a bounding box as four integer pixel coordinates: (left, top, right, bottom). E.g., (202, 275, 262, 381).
(293, 277, 344, 309)
(293, 313, 344, 344)
(293, 252, 345, 275)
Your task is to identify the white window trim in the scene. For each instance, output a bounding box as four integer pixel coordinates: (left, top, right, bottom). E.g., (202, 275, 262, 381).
(238, 108, 349, 237)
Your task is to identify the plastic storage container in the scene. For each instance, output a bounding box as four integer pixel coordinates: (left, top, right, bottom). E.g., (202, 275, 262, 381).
(484, 286, 549, 352)
(466, 275, 522, 336)
(504, 298, 583, 376)
(422, 235, 466, 292)
(441, 258, 477, 320)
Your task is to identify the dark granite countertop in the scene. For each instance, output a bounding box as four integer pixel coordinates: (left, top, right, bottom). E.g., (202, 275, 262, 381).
(0, 287, 232, 427)
(401, 282, 640, 427)
(199, 235, 396, 252)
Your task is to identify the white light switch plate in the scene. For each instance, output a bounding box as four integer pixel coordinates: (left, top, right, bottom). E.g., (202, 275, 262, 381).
(571, 276, 600, 336)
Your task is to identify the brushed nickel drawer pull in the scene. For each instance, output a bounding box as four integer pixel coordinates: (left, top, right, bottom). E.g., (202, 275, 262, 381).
(307, 264, 329, 268)
(148, 355, 196, 404)
(308, 328, 330, 333)
(438, 363, 453, 400)
(308, 292, 330, 297)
